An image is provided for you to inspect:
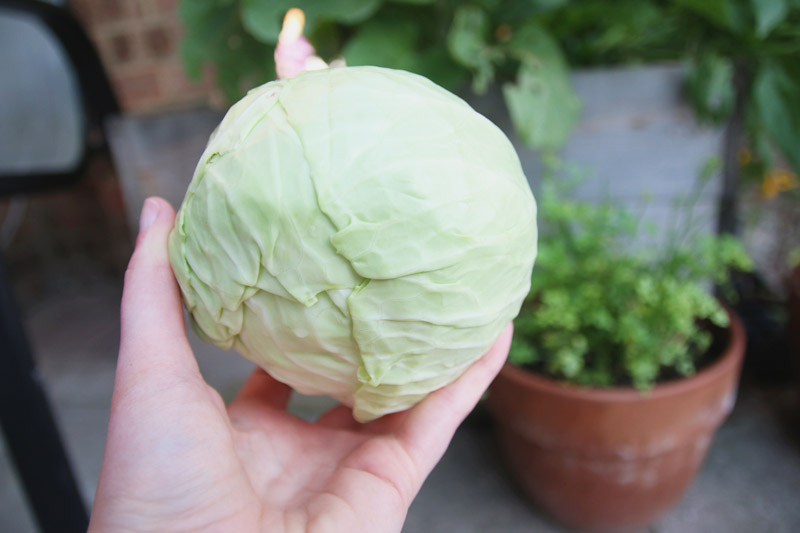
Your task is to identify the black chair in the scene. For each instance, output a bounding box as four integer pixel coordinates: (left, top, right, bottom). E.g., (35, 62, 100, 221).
(0, 1, 119, 531)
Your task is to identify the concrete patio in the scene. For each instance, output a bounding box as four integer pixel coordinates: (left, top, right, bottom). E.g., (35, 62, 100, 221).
(1, 277, 800, 532)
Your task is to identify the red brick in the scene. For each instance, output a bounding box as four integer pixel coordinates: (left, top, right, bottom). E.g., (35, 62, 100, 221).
(143, 24, 173, 59)
(72, 0, 139, 26)
(113, 69, 162, 111)
(155, 0, 180, 14)
(107, 32, 137, 64)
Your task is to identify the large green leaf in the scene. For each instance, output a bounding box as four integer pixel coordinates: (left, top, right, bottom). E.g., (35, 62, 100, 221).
(447, 5, 502, 93)
(241, 0, 383, 44)
(343, 15, 467, 91)
(179, 0, 237, 79)
(687, 53, 735, 123)
(343, 17, 419, 70)
(410, 48, 469, 92)
(474, 0, 566, 14)
(502, 24, 581, 151)
(673, 0, 745, 32)
(753, 60, 800, 173)
(751, 0, 788, 37)
(180, 0, 273, 99)
(491, 0, 569, 22)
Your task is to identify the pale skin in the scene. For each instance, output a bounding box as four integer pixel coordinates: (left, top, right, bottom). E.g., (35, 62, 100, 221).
(89, 197, 512, 533)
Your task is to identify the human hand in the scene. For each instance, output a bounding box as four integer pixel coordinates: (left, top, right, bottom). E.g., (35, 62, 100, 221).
(89, 197, 512, 533)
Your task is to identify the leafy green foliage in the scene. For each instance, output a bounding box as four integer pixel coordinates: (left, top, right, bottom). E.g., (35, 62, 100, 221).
(502, 24, 581, 152)
(539, 0, 800, 178)
(178, 0, 577, 152)
(180, 0, 275, 101)
(670, 0, 800, 180)
(343, 17, 419, 71)
(753, 58, 800, 174)
(542, 0, 679, 66)
(179, 0, 800, 172)
(343, 9, 467, 92)
(447, 5, 501, 93)
(510, 165, 752, 388)
(241, 0, 382, 44)
(751, 0, 789, 37)
(687, 53, 735, 123)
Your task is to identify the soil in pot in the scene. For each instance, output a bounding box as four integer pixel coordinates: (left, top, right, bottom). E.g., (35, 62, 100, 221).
(487, 311, 746, 533)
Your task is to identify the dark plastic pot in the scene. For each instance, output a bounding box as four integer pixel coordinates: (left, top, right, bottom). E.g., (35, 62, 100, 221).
(790, 266, 800, 371)
(487, 310, 746, 532)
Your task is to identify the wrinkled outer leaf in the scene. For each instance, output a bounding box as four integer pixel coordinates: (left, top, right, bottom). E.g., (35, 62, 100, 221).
(502, 24, 581, 151)
(753, 60, 800, 173)
(751, 0, 788, 37)
(242, 0, 383, 43)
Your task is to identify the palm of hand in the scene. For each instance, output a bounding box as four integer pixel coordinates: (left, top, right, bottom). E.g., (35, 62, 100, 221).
(88, 198, 510, 533)
(94, 366, 439, 533)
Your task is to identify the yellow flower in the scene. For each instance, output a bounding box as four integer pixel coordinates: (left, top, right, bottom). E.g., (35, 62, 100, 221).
(761, 168, 798, 200)
(737, 148, 751, 166)
(495, 24, 513, 43)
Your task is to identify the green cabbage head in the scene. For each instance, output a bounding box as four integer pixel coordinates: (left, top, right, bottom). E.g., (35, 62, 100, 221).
(168, 66, 537, 421)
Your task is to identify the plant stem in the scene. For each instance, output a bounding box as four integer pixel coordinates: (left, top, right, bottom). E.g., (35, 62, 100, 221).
(717, 61, 750, 236)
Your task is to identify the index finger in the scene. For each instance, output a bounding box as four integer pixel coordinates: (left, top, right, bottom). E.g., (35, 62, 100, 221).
(117, 197, 200, 388)
(395, 323, 513, 475)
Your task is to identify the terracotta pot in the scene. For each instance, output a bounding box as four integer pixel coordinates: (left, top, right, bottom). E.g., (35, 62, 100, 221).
(487, 311, 746, 532)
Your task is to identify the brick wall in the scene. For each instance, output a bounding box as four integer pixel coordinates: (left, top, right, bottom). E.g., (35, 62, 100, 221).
(69, 0, 219, 113)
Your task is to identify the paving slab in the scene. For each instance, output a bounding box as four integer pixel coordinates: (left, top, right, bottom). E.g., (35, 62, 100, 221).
(2, 280, 799, 532)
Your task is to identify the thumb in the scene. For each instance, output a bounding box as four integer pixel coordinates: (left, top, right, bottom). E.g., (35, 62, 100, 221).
(117, 197, 200, 388)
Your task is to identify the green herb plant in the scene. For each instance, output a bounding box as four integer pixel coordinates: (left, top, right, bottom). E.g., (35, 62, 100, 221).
(510, 159, 753, 388)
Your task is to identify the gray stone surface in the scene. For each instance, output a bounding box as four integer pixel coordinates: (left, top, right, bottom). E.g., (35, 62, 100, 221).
(470, 64, 723, 250)
(403, 386, 800, 533)
(106, 109, 224, 231)
(2, 281, 800, 532)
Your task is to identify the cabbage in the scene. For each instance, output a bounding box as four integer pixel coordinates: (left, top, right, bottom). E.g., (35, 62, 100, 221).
(168, 66, 537, 421)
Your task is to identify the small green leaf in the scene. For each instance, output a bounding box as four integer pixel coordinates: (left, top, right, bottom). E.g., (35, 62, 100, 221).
(179, 0, 237, 79)
(241, 0, 383, 44)
(501, 24, 581, 151)
(410, 48, 469, 92)
(240, 0, 294, 43)
(343, 18, 419, 70)
(447, 5, 501, 93)
(751, 0, 788, 37)
(753, 60, 800, 174)
(673, 0, 746, 33)
(180, 0, 273, 98)
(687, 53, 735, 124)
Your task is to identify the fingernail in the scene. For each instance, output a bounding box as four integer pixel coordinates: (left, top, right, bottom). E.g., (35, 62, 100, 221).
(139, 198, 159, 232)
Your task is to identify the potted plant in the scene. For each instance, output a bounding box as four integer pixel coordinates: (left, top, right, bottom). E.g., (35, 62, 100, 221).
(486, 168, 752, 532)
